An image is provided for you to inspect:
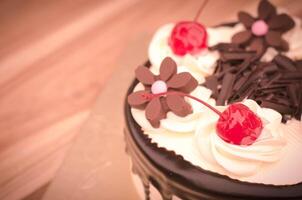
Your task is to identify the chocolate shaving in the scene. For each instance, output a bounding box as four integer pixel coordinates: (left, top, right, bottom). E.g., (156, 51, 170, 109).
(294, 82, 302, 120)
(259, 100, 294, 114)
(210, 43, 242, 52)
(204, 76, 219, 98)
(204, 52, 302, 122)
(217, 73, 236, 105)
(273, 54, 296, 71)
(221, 51, 255, 61)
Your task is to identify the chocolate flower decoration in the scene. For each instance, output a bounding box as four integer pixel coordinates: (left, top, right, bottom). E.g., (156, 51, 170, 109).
(128, 57, 198, 128)
(232, 0, 295, 57)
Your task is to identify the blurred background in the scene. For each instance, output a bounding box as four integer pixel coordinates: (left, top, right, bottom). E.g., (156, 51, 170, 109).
(0, 0, 301, 200)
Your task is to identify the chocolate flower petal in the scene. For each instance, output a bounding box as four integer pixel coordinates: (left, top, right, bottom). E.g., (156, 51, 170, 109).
(258, 0, 276, 20)
(128, 90, 151, 108)
(232, 30, 252, 45)
(166, 94, 192, 117)
(238, 11, 255, 28)
(268, 14, 295, 32)
(135, 66, 155, 85)
(167, 72, 198, 93)
(265, 31, 283, 48)
(279, 38, 289, 51)
(145, 97, 166, 128)
(160, 57, 177, 81)
(250, 37, 266, 57)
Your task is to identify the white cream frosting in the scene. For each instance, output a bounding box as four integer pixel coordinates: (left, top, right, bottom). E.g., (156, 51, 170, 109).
(195, 99, 286, 177)
(148, 23, 243, 78)
(131, 83, 302, 185)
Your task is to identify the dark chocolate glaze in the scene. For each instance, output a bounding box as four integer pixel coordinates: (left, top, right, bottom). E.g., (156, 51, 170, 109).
(124, 61, 302, 200)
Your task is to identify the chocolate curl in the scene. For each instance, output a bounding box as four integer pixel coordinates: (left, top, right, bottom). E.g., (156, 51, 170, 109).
(256, 86, 286, 95)
(221, 51, 255, 62)
(216, 65, 237, 80)
(261, 72, 282, 88)
(294, 82, 302, 120)
(296, 60, 302, 70)
(217, 73, 236, 105)
(258, 100, 294, 115)
(281, 71, 302, 80)
(204, 76, 219, 98)
(214, 60, 223, 74)
(209, 43, 242, 52)
(235, 57, 253, 76)
(233, 75, 249, 92)
(274, 54, 297, 71)
(264, 93, 274, 100)
(288, 84, 299, 107)
(261, 63, 278, 75)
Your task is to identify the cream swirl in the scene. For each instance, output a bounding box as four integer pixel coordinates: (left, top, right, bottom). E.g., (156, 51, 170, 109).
(195, 99, 286, 177)
(148, 23, 243, 78)
(131, 83, 213, 133)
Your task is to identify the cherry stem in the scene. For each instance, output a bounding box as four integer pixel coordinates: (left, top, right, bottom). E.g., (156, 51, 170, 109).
(147, 91, 223, 118)
(194, 0, 209, 21)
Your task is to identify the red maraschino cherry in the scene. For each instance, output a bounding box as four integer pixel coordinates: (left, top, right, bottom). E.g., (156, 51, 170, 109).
(145, 92, 263, 146)
(168, 0, 209, 56)
(169, 21, 208, 56)
(216, 103, 263, 146)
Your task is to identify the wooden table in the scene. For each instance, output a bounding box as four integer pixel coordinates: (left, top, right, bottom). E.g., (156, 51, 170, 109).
(31, 0, 300, 199)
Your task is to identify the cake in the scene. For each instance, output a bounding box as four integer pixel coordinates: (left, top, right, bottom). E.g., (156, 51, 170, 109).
(124, 0, 302, 199)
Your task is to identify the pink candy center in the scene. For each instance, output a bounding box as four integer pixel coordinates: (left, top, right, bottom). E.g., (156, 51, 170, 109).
(151, 80, 168, 94)
(251, 20, 269, 36)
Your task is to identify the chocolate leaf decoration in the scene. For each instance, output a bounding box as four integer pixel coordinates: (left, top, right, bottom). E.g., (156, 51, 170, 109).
(135, 66, 155, 85)
(268, 14, 295, 32)
(231, 30, 252, 45)
(128, 91, 150, 108)
(238, 11, 255, 28)
(166, 94, 192, 117)
(160, 57, 177, 81)
(265, 31, 283, 48)
(167, 72, 198, 93)
(258, 0, 276, 20)
(145, 97, 165, 128)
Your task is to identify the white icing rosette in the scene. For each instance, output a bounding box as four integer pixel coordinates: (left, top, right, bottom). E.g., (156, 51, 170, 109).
(131, 84, 214, 133)
(195, 99, 286, 177)
(148, 23, 243, 78)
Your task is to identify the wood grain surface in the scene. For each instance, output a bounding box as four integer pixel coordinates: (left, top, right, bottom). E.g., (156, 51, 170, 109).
(0, 0, 301, 200)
